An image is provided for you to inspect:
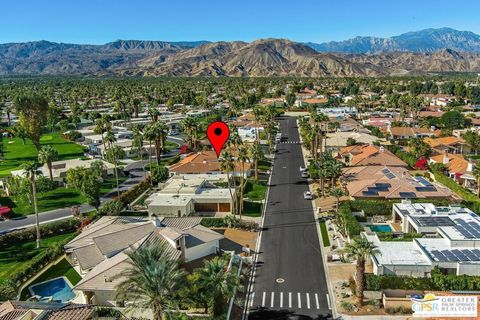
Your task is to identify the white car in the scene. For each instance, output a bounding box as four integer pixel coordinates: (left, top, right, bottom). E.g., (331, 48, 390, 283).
(301, 171, 309, 178)
(303, 191, 313, 200)
(299, 166, 307, 172)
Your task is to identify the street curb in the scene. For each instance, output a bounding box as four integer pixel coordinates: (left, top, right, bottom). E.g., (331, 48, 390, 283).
(243, 134, 277, 319)
(298, 119, 338, 319)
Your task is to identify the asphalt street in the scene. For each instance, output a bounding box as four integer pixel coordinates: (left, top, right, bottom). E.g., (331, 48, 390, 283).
(247, 116, 332, 320)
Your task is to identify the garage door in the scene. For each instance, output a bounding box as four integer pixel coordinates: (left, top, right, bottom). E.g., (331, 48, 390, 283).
(194, 203, 218, 212)
(218, 203, 230, 212)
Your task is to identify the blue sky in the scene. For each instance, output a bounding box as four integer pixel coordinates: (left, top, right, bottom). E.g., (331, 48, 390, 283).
(1, 0, 480, 44)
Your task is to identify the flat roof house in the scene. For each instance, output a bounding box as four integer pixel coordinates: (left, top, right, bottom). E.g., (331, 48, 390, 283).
(364, 202, 480, 277)
(65, 216, 224, 306)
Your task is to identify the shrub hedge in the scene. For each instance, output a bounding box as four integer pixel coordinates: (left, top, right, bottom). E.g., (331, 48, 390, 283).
(0, 218, 81, 249)
(0, 232, 78, 300)
(119, 178, 150, 205)
(339, 204, 363, 237)
(366, 266, 480, 292)
(201, 217, 227, 228)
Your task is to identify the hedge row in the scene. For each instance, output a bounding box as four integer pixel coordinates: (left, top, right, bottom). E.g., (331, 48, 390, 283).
(201, 217, 227, 228)
(339, 204, 363, 237)
(366, 267, 480, 291)
(119, 178, 150, 206)
(0, 218, 81, 249)
(0, 232, 78, 300)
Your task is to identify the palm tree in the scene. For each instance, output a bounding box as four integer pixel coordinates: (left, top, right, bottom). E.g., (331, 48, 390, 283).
(152, 121, 167, 165)
(237, 146, 249, 219)
(196, 256, 242, 318)
(115, 243, 186, 320)
(249, 143, 264, 180)
(21, 162, 41, 248)
(329, 187, 345, 212)
(94, 116, 111, 153)
(144, 124, 156, 186)
(132, 125, 146, 179)
(343, 238, 380, 305)
(181, 117, 198, 151)
(38, 145, 58, 181)
(220, 151, 237, 216)
(473, 164, 480, 197)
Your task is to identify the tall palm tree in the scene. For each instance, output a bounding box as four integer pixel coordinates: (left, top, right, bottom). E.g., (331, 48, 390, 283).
(115, 243, 186, 320)
(21, 162, 41, 248)
(144, 124, 156, 186)
(152, 121, 167, 165)
(249, 143, 263, 181)
(473, 164, 480, 197)
(132, 125, 146, 179)
(343, 238, 380, 305)
(237, 146, 249, 219)
(181, 117, 198, 151)
(328, 187, 345, 212)
(38, 145, 58, 181)
(196, 256, 242, 318)
(220, 151, 236, 216)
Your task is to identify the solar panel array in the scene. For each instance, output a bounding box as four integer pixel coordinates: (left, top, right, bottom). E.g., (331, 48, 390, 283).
(453, 219, 480, 239)
(382, 168, 396, 179)
(412, 216, 456, 227)
(399, 192, 417, 198)
(415, 176, 434, 187)
(430, 248, 480, 262)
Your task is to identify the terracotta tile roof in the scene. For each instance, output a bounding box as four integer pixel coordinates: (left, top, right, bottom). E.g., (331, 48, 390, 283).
(419, 111, 444, 118)
(424, 136, 465, 148)
(342, 166, 452, 199)
(303, 98, 328, 104)
(430, 153, 470, 175)
(46, 305, 94, 320)
(390, 126, 434, 137)
(338, 145, 407, 167)
(169, 151, 251, 174)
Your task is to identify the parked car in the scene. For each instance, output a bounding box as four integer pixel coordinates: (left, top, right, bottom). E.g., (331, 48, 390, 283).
(303, 191, 313, 200)
(301, 171, 309, 178)
(299, 166, 307, 172)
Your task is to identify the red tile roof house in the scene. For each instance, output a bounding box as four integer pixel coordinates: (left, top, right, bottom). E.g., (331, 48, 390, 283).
(429, 153, 477, 192)
(341, 166, 453, 200)
(388, 126, 440, 143)
(338, 145, 407, 167)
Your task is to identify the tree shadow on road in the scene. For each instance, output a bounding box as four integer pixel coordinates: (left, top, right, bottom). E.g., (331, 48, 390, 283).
(249, 307, 332, 320)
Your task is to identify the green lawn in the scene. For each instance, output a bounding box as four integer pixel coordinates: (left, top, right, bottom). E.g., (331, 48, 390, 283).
(0, 187, 87, 217)
(0, 133, 85, 177)
(0, 233, 75, 282)
(243, 180, 268, 201)
(319, 221, 330, 247)
(258, 159, 272, 171)
(100, 176, 129, 195)
(243, 201, 263, 217)
(20, 257, 81, 300)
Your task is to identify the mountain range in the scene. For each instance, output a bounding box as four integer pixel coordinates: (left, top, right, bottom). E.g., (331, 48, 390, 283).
(2, 28, 480, 77)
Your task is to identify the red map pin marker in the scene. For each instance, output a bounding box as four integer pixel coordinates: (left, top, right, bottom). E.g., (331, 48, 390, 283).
(207, 121, 230, 157)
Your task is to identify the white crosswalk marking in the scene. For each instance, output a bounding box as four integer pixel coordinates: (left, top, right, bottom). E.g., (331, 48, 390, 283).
(256, 291, 322, 309)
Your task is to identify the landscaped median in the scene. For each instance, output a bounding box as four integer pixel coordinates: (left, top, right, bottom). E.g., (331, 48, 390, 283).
(319, 220, 330, 246)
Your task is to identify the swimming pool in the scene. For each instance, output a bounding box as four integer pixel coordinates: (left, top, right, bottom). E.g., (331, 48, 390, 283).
(367, 224, 393, 232)
(28, 277, 75, 302)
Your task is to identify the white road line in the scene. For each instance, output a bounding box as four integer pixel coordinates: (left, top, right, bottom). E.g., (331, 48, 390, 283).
(271, 292, 275, 308)
(262, 292, 266, 307)
(315, 293, 320, 309)
(297, 292, 301, 309)
(250, 292, 255, 308)
(306, 293, 311, 309)
(280, 292, 283, 308)
(289, 292, 292, 308)
(326, 294, 331, 310)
